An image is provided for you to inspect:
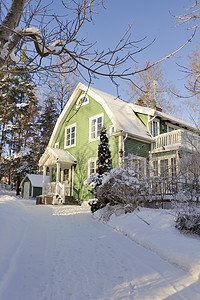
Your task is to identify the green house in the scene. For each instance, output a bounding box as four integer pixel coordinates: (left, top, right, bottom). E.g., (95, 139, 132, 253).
(39, 82, 198, 204)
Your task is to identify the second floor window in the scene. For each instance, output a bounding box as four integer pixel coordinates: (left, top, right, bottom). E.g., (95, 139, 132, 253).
(89, 113, 103, 141)
(151, 119, 160, 137)
(65, 123, 76, 148)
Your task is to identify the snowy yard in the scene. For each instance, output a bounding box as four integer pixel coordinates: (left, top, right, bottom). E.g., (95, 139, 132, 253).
(0, 190, 200, 300)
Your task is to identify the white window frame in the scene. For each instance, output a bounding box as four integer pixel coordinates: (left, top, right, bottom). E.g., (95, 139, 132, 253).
(89, 113, 104, 142)
(124, 154, 146, 177)
(88, 157, 98, 176)
(64, 123, 76, 149)
(109, 125, 115, 136)
(76, 94, 89, 108)
(151, 118, 160, 137)
(55, 142, 59, 149)
(167, 123, 178, 132)
(156, 154, 177, 178)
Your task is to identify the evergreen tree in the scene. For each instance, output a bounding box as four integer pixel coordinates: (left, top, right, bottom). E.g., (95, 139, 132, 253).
(0, 48, 40, 193)
(86, 126, 112, 212)
(38, 94, 59, 156)
(96, 126, 112, 175)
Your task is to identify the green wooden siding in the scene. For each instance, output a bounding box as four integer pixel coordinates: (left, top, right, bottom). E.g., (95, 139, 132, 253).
(136, 113, 148, 127)
(55, 92, 119, 201)
(152, 150, 176, 158)
(124, 138, 150, 157)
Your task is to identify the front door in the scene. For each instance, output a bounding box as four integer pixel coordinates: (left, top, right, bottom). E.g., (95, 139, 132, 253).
(24, 181, 30, 198)
(63, 169, 70, 196)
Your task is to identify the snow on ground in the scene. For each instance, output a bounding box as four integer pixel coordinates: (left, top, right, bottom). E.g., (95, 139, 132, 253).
(94, 208, 200, 280)
(0, 189, 200, 299)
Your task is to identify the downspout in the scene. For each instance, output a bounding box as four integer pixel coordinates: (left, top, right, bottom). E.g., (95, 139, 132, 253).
(123, 133, 128, 157)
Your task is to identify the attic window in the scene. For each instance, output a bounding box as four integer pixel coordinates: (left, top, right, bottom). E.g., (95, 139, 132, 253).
(76, 94, 89, 108)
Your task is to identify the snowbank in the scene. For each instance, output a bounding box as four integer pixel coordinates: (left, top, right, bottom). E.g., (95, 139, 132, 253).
(95, 208, 200, 280)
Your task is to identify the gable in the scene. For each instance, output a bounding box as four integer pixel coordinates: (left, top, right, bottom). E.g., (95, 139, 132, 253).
(48, 83, 153, 148)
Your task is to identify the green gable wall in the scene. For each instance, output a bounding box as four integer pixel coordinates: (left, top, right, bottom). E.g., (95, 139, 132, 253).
(55, 92, 119, 201)
(136, 113, 148, 127)
(124, 138, 150, 158)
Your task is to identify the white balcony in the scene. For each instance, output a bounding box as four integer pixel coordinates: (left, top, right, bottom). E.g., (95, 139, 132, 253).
(151, 129, 200, 152)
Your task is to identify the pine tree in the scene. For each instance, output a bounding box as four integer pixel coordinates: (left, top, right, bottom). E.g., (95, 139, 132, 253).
(97, 126, 112, 175)
(87, 126, 112, 212)
(38, 94, 59, 156)
(0, 48, 40, 193)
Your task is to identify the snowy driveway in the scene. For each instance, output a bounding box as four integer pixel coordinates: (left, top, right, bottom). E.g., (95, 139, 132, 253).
(0, 195, 200, 300)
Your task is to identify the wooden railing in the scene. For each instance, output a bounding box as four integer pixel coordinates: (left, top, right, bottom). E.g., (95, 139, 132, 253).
(43, 182, 71, 199)
(151, 129, 200, 151)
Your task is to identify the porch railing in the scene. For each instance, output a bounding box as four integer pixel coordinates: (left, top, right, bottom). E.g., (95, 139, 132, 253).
(151, 129, 200, 151)
(43, 182, 71, 199)
(43, 182, 57, 195)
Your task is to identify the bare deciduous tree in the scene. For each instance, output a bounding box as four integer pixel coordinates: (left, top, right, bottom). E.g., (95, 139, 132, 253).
(127, 61, 178, 114)
(47, 55, 78, 113)
(0, 0, 192, 90)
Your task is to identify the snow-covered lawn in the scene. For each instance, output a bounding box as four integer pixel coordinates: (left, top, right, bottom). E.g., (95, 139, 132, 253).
(0, 190, 200, 300)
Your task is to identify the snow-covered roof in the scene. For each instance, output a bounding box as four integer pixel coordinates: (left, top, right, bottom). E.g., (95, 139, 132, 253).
(39, 147, 76, 167)
(129, 104, 198, 132)
(48, 82, 198, 148)
(89, 87, 153, 142)
(21, 174, 49, 188)
(48, 83, 154, 147)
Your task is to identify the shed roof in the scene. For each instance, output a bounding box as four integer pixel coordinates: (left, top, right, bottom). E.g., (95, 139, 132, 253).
(21, 174, 49, 188)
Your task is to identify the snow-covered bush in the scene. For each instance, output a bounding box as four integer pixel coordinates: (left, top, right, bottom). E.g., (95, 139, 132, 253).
(93, 167, 149, 215)
(172, 192, 200, 235)
(175, 213, 200, 235)
(172, 143, 200, 235)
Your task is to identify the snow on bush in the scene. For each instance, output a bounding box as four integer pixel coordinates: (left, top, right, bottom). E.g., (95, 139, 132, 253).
(172, 192, 200, 236)
(88, 167, 149, 217)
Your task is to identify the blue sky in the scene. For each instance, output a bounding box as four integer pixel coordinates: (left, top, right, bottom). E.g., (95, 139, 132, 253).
(75, 0, 197, 113)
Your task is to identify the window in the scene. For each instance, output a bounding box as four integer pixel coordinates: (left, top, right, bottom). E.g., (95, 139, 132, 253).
(88, 158, 97, 176)
(55, 142, 59, 149)
(160, 159, 169, 178)
(76, 94, 89, 108)
(151, 119, 160, 137)
(89, 113, 103, 141)
(65, 123, 76, 148)
(168, 126, 174, 132)
(109, 125, 115, 136)
(123, 155, 146, 178)
(171, 157, 176, 177)
(153, 160, 158, 176)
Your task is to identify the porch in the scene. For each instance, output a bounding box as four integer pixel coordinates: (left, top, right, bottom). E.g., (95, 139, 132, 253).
(151, 129, 200, 152)
(38, 147, 77, 204)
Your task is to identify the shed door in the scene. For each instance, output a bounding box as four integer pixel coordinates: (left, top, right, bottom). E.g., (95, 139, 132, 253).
(24, 182, 30, 198)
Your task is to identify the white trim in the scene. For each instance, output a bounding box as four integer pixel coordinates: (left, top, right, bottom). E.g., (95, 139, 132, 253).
(64, 123, 76, 149)
(88, 157, 98, 176)
(76, 94, 89, 108)
(55, 142, 59, 149)
(89, 113, 104, 142)
(167, 123, 179, 132)
(150, 118, 160, 137)
(109, 125, 115, 136)
(48, 83, 119, 147)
